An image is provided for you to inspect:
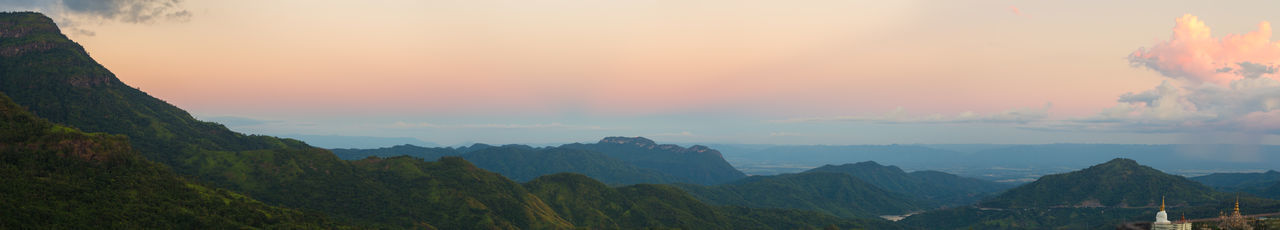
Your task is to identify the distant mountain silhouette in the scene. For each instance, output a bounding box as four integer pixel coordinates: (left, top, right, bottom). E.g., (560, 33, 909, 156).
(807, 161, 1011, 207)
(333, 137, 747, 185)
(982, 158, 1217, 209)
(561, 136, 747, 185)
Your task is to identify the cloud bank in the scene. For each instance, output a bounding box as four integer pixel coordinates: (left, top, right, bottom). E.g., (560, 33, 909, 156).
(1051, 14, 1280, 134)
(1128, 15, 1280, 85)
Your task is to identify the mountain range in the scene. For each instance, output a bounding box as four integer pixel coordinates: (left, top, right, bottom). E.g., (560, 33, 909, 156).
(901, 158, 1269, 229)
(1191, 170, 1280, 199)
(0, 12, 899, 229)
(331, 137, 747, 185)
(805, 161, 1012, 207)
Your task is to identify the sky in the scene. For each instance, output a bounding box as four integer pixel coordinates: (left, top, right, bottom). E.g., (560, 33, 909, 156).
(6, 0, 1280, 146)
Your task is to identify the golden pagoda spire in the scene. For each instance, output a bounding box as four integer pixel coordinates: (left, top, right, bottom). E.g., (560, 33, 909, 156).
(1160, 196, 1165, 211)
(1233, 196, 1240, 213)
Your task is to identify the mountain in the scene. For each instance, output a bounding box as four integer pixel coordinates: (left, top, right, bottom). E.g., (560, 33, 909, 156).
(0, 12, 570, 228)
(330, 144, 460, 161)
(901, 158, 1236, 229)
(676, 172, 926, 219)
(0, 12, 902, 229)
(1263, 182, 1280, 199)
(333, 139, 742, 185)
(276, 134, 438, 149)
(982, 158, 1218, 209)
(561, 136, 747, 185)
(806, 161, 1010, 207)
(332, 144, 685, 185)
(463, 145, 683, 184)
(1191, 170, 1280, 196)
(524, 173, 906, 230)
(0, 92, 342, 229)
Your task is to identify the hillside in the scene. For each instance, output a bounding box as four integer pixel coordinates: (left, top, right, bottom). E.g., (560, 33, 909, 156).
(334, 139, 740, 185)
(561, 136, 747, 185)
(333, 144, 685, 185)
(0, 12, 572, 228)
(330, 144, 460, 161)
(1191, 170, 1280, 198)
(676, 172, 926, 219)
(464, 145, 682, 184)
(0, 92, 342, 229)
(524, 173, 906, 230)
(901, 158, 1240, 229)
(982, 158, 1217, 208)
(0, 12, 908, 229)
(806, 161, 1009, 207)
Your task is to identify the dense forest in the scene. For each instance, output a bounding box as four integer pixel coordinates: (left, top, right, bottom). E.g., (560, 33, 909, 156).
(0, 92, 344, 229)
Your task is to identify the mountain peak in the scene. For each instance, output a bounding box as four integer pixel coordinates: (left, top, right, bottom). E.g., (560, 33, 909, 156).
(599, 136, 657, 147)
(982, 158, 1215, 208)
(1101, 158, 1139, 166)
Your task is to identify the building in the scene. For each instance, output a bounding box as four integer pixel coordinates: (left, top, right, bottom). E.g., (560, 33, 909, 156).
(1152, 197, 1192, 230)
(1215, 197, 1252, 230)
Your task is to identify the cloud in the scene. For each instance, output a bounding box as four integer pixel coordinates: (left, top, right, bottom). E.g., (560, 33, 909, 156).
(1045, 15, 1280, 135)
(774, 103, 1051, 124)
(1, 0, 192, 36)
(1008, 6, 1023, 17)
(393, 121, 611, 130)
(1128, 14, 1280, 85)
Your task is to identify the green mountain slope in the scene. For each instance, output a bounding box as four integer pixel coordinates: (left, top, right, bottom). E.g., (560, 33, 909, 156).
(464, 145, 681, 184)
(1191, 170, 1280, 196)
(676, 172, 926, 219)
(331, 144, 460, 161)
(901, 158, 1240, 229)
(561, 136, 747, 185)
(524, 173, 907, 230)
(981, 158, 1217, 209)
(0, 92, 342, 229)
(0, 12, 575, 229)
(806, 161, 1009, 207)
(333, 144, 685, 185)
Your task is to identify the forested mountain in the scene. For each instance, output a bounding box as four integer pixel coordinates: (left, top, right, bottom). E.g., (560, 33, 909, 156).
(523, 173, 906, 229)
(676, 172, 926, 219)
(562, 137, 747, 185)
(332, 137, 744, 185)
(901, 158, 1247, 229)
(806, 161, 1010, 207)
(0, 12, 898, 229)
(330, 144, 460, 160)
(0, 12, 581, 228)
(0, 93, 342, 229)
(1191, 170, 1280, 198)
(982, 158, 1217, 208)
(333, 144, 684, 185)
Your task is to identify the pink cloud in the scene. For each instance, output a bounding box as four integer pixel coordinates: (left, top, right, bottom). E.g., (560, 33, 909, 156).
(1129, 14, 1280, 85)
(1008, 6, 1023, 17)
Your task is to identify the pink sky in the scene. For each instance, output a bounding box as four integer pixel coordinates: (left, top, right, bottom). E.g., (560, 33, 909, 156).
(11, 0, 1280, 144)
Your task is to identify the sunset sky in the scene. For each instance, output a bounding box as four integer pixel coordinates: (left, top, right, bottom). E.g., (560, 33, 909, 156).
(7, 0, 1280, 146)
